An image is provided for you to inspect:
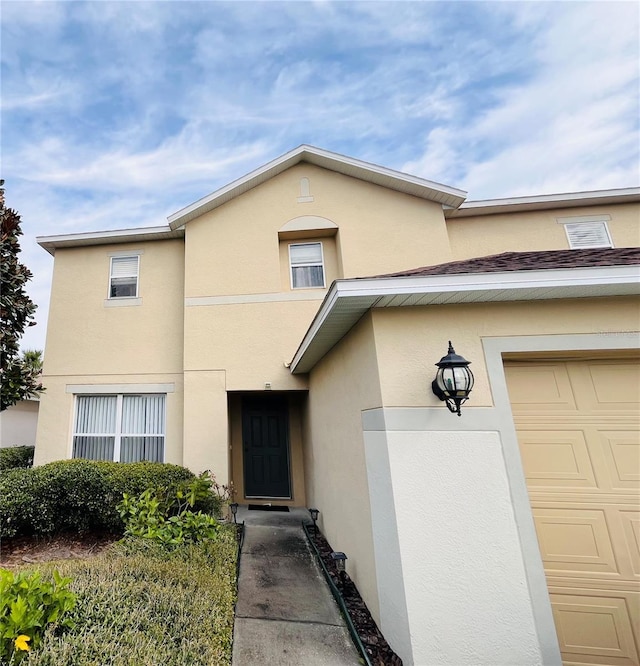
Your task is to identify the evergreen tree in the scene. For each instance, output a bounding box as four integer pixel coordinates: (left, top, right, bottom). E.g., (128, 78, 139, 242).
(1, 181, 43, 410)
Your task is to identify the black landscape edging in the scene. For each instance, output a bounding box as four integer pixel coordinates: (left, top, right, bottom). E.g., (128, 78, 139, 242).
(230, 520, 245, 657)
(302, 521, 373, 666)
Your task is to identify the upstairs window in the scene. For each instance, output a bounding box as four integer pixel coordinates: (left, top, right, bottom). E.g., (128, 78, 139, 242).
(110, 255, 139, 298)
(289, 242, 325, 289)
(73, 394, 165, 462)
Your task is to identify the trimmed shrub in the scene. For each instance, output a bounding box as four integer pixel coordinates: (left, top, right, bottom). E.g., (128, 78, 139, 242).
(0, 460, 215, 539)
(0, 445, 34, 470)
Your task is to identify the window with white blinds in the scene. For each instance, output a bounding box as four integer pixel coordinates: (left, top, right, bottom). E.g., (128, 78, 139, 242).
(289, 242, 325, 289)
(110, 255, 139, 298)
(73, 394, 165, 462)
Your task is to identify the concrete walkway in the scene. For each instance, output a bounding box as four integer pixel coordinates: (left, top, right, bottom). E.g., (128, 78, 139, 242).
(231, 506, 361, 666)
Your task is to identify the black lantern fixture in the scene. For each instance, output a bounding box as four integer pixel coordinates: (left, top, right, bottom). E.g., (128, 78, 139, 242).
(308, 508, 319, 534)
(331, 551, 348, 587)
(229, 502, 239, 524)
(431, 341, 474, 416)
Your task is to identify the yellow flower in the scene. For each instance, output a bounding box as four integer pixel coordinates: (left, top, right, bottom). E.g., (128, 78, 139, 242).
(14, 635, 30, 651)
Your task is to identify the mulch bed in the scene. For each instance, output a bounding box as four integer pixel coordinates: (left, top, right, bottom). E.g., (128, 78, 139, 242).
(0, 531, 120, 569)
(307, 527, 403, 666)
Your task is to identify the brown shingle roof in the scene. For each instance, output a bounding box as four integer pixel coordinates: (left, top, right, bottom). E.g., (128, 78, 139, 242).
(371, 248, 640, 278)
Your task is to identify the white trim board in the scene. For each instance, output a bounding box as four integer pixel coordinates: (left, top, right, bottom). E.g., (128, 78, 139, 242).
(66, 383, 175, 394)
(186, 291, 326, 307)
(167, 144, 467, 228)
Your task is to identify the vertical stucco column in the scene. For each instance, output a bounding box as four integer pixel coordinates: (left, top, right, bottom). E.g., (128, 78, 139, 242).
(363, 407, 560, 666)
(182, 370, 229, 481)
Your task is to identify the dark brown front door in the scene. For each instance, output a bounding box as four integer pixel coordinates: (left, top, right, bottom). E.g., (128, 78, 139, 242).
(242, 396, 291, 498)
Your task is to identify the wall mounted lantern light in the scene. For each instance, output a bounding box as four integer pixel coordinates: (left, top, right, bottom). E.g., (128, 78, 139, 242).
(431, 341, 474, 416)
(229, 502, 239, 524)
(308, 508, 319, 534)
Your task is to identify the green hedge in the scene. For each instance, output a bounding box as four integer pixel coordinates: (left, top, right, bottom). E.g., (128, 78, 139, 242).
(0, 445, 35, 470)
(0, 460, 219, 539)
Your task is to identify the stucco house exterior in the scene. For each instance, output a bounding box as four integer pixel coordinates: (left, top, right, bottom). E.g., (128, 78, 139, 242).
(35, 146, 639, 666)
(0, 398, 39, 448)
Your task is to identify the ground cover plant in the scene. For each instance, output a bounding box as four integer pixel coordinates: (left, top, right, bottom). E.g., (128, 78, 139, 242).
(0, 464, 238, 665)
(4, 532, 238, 665)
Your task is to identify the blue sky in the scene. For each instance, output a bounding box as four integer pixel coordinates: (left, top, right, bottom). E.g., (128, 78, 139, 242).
(2, 1, 639, 351)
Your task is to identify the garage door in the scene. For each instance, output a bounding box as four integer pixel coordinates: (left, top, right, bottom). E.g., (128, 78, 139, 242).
(505, 358, 640, 666)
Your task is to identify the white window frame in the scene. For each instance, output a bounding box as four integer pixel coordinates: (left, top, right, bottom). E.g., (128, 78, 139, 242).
(72, 393, 166, 462)
(289, 241, 326, 289)
(108, 254, 140, 299)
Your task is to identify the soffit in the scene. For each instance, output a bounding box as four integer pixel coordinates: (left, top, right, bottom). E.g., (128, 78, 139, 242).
(290, 265, 640, 374)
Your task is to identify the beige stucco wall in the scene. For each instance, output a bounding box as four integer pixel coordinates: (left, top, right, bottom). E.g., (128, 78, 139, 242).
(183, 163, 452, 300)
(35, 238, 185, 466)
(370, 296, 640, 408)
(303, 312, 383, 621)
(42, 239, 185, 376)
(0, 400, 39, 448)
(447, 203, 640, 260)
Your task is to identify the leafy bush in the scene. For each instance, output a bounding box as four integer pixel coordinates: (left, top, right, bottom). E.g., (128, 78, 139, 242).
(19, 532, 238, 665)
(0, 568, 76, 663)
(0, 446, 34, 470)
(118, 474, 221, 545)
(0, 460, 214, 539)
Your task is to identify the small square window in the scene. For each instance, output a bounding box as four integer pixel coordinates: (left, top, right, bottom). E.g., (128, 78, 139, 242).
(110, 256, 139, 298)
(289, 242, 325, 289)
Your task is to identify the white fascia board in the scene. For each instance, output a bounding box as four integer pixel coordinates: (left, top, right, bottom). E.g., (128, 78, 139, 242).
(37, 225, 182, 255)
(289, 265, 640, 373)
(167, 144, 467, 228)
(339, 265, 640, 297)
(167, 146, 308, 228)
(444, 187, 640, 218)
(446, 187, 640, 218)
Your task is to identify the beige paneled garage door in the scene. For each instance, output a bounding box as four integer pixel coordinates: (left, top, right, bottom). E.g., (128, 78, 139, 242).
(505, 358, 640, 666)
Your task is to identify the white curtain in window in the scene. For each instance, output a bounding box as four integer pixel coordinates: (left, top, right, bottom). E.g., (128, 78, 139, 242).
(292, 266, 324, 288)
(290, 243, 324, 288)
(73, 436, 115, 461)
(73, 394, 165, 463)
(122, 395, 164, 434)
(121, 395, 165, 463)
(290, 243, 322, 264)
(120, 437, 164, 463)
(111, 256, 138, 278)
(75, 396, 117, 434)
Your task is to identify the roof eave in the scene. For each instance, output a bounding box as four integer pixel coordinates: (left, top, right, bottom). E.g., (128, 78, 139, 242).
(167, 145, 467, 229)
(36, 225, 184, 256)
(290, 265, 640, 374)
(446, 187, 640, 218)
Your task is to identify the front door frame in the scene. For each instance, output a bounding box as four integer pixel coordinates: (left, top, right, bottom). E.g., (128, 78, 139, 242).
(241, 394, 292, 499)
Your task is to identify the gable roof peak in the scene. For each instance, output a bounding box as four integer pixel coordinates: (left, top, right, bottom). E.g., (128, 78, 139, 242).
(167, 145, 467, 229)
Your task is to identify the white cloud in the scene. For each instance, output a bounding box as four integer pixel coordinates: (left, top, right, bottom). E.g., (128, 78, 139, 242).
(404, 1, 640, 196)
(2, 1, 639, 349)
